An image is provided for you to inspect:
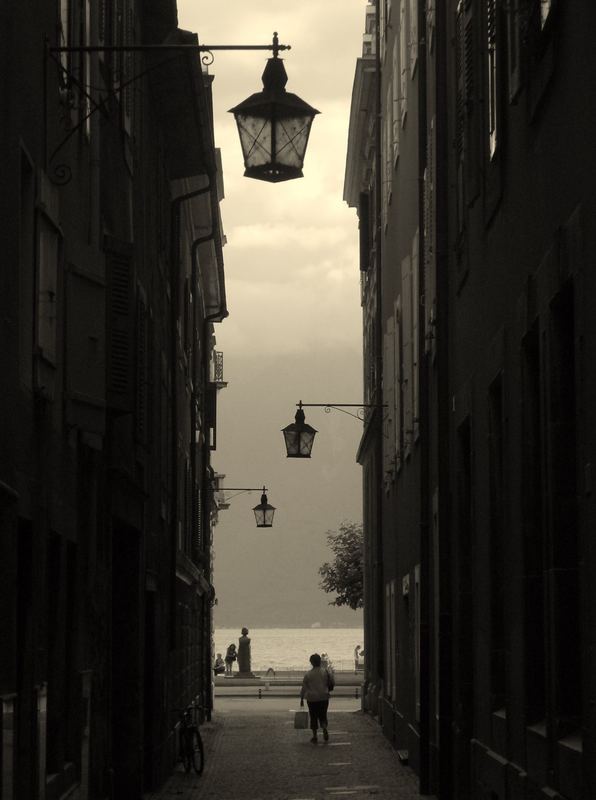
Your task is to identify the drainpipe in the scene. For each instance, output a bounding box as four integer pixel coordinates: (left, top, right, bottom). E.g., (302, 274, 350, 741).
(374, 0, 385, 698)
(435, 3, 453, 797)
(417, 0, 431, 794)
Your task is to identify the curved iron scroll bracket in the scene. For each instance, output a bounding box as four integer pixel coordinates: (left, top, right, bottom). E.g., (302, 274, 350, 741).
(216, 487, 268, 502)
(297, 401, 388, 423)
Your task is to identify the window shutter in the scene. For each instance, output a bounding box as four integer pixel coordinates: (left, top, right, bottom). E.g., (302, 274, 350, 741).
(135, 293, 148, 441)
(383, 318, 395, 483)
(401, 254, 413, 451)
(409, 0, 418, 77)
(394, 298, 402, 469)
(106, 241, 133, 413)
(399, 1, 408, 124)
(486, 0, 499, 158)
(359, 193, 370, 272)
(392, 39, 400, 164)
(412, 231, 420, 439)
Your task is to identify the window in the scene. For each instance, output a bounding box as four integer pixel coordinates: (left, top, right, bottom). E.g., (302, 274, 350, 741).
(380, 0, 389, 61)
(427, 0, 435, 52)
(384, 82, 393, 220)
(522, 324, 546, 723)
(383, 317, 396, 483)
(540, 0, 552, 28)
(414, 564, 421, 721)
(401, 254, 413, 451)
(393, 299, 402, 468)
(488, 374, 506, 710)
(83, 0, 91, 137)
(392, 39, 401, 164)
(399, 1, 408, 124)
(37, 216, 61, 364)
(409, 0, 418, 77)
(385, 580, 396, 699)
(507, 0, 522, 100)
(486, 0, 499, 159)
(59, 0, 71, 81)
(411, 230, 419, 439)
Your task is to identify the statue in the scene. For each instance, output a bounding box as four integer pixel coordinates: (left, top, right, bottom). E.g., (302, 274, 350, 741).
(236, 627, 254, 677)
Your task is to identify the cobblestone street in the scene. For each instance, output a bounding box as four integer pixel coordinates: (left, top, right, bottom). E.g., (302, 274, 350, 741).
(145, 703, 432, 800)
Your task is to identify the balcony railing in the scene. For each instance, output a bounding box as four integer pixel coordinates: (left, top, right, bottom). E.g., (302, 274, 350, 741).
(211, 351, 227, 388)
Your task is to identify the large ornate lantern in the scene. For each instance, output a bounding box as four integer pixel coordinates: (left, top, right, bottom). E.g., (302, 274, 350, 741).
(253, 489, 276, 528)
(229, 34, 320, 183)
(282, 403, 318, 458)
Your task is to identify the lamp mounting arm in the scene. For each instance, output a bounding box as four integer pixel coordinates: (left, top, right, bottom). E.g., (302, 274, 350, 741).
(296, 401, 387, 423)
(49, 32, 290, 56)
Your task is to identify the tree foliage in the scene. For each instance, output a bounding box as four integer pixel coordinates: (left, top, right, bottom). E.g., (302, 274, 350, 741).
(318, 521, 364, 610)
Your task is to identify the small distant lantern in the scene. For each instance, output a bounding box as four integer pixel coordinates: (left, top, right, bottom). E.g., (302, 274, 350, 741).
(253, 488, 276, 528)
(229, 33, 320, 183)
(282, 404, 317, 458)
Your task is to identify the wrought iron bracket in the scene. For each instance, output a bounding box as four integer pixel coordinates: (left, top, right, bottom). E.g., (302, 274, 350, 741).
(296, 400, 387, 423)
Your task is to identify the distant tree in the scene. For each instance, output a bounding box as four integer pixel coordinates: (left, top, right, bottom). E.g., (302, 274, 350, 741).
(318, 521, 364, 610)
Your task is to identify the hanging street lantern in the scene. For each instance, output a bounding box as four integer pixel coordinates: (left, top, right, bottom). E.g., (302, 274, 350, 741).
(253, 488, 276, 528)
(229, 33, 320, 183)
(282, 402, 318, 458)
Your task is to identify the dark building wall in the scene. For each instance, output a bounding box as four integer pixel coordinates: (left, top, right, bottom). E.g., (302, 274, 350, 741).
(0, 2, 224, 799)
(445, 2, 596, 799)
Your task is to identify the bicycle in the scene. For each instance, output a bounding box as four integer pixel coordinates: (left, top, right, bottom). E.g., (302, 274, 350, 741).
(178, 703, 204, 775)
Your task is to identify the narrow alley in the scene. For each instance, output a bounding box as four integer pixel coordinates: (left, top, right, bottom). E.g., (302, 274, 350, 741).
(145, 703, 426, 800)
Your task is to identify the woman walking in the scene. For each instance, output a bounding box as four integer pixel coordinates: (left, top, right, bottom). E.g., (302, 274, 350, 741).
(300, 653, 335, 744)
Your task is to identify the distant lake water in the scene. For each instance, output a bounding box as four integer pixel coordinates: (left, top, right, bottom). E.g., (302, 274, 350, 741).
(215, 627, 364, 673)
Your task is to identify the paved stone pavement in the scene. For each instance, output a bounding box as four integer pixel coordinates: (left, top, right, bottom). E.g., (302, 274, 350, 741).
(145, 705, 434, 800)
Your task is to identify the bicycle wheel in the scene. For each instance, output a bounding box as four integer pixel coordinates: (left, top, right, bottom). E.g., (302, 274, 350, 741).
(189, 729, 204, 775)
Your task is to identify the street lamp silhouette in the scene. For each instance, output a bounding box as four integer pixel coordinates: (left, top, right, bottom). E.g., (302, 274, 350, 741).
(282, 400, 387, 457)
(252, 488, 276, 528)
(281, 402, 318, 458)
(229, 33, 320, 183)
(216, 485, 276, 528)
(47, 32, 318, 185)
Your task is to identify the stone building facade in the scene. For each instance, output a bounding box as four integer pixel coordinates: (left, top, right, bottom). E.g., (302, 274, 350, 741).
(345, 2, 596, 798)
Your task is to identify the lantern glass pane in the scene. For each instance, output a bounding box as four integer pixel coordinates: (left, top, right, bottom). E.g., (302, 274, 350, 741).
(299, 430, 315, 457)
(274, 115, 313, 169)
(235, 114, 271, 168)
(283, 429, 301, 457)
(264, 507, 275, 526)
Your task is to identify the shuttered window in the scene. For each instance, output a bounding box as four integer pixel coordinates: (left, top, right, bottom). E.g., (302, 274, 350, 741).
(401, 254, 413, 452)
(487, 0, 499, 159)
(399, 1, 408, 124)
(409, 0, 418, 77)
(411, 230, 420, 440)
(107, 244, 133, 412)
(37, 216, 61, 365)
(135, 294, 148, 442)
(392, 39, 401, 164)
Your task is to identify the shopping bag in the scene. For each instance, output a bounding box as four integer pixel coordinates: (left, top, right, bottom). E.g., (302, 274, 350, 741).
(294, 710, 309, 729)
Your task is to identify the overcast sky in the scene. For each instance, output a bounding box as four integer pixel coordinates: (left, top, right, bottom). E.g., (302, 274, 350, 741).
(177, 1, 367, 628)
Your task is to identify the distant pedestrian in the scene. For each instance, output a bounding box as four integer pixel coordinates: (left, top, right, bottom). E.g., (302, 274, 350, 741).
(354, 644, 361, 673)
(213, 653, 225, 675)
(300, 652, 335, 744)
(320, 652, 329, 669)
(225, 643, 237, 675)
